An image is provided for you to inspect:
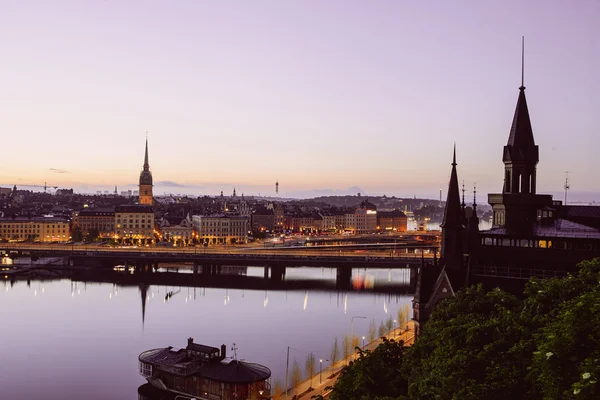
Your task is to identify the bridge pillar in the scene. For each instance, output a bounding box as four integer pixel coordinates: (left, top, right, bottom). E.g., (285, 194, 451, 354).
(193, 262, 198, 275)
(271, 266, 285, 282)
(410, 267, 418, 288)
(336, 267, 352, 289)
(264, 267, 269, 279)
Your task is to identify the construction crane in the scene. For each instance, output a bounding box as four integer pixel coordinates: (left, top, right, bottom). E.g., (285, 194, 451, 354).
(14, 182, 58, 193)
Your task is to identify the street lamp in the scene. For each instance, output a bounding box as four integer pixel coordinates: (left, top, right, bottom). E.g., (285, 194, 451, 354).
(351, 316, 367, 344)
(362, 336, 365, 349)
(319, 359, 323, 383)
(393, 319, 397, 337)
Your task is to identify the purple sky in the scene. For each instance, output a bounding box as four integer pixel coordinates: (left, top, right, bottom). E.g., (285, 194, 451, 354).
(1, 1, 599, 199)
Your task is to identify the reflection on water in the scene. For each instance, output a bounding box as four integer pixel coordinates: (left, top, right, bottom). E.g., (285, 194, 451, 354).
(1, 266, 412, 400)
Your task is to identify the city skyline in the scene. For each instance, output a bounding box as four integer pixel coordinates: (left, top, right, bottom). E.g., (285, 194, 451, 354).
(1, 1, 599, 199)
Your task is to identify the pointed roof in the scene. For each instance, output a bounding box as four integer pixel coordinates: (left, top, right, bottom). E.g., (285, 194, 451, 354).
(503, 87, 539, 164)
(441, 145, 464, 228)
(143, 137, 150, 170)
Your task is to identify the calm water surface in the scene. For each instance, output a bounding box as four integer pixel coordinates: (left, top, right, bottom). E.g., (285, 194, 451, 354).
(0, 266, 412, 400)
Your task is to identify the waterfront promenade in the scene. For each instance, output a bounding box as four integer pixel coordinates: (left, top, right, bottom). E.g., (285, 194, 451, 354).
(281, 322, 415, 400)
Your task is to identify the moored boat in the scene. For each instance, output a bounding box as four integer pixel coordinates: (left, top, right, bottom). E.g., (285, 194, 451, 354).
(139, 338, 271, 400)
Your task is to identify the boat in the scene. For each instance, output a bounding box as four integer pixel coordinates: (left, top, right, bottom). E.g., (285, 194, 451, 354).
(138, 338, 271, 400)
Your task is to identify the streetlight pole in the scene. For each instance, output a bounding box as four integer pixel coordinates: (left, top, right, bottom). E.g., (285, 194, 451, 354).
(319, 359, 323, 384)
(350, 316, 367, 343)
(393, 319, 397, 337)
(362, 336, 365, 349)
(285, 346, 289, 400)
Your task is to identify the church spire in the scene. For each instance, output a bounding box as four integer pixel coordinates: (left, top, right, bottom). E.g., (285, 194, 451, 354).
(143, 134, 149, 171)
(441, 144, 464, 229)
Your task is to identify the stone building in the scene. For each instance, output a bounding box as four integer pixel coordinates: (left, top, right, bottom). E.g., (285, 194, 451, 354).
(115, 204, 155, 244)
(0, 216, 70, 242)
(192, 214, 249, 245)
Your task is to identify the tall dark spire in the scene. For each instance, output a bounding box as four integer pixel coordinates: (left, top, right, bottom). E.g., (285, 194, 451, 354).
(504, 37, 538, 163)
(143, 135, 150, 171)
(502, 37, 539, 195)
(441, 144, 464, 229)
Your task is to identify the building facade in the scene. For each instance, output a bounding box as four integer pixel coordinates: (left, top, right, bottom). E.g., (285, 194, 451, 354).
(115, 204, 155, 244)
(74, 208, 115, 238)
(413, 71, 600, 337)
(192, 215, 249, 245)
(0, 216, 70, 242)
(139, 138, 153, 205)
(377, 210, 408, 232)
(160, 216, 193, 246)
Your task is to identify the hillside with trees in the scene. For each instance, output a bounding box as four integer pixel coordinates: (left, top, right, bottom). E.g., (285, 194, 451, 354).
(326, 258, 600, 400)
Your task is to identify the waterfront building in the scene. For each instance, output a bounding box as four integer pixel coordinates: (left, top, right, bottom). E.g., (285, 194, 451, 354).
(344, 208, 377, 234)
(271, 203, 285, 232)
(192, 214, 249, 245)
(139, 138, 153, 206)
(73, 207, 115, 238)
(251, 206, 275, 232)
(0, 216, 70, 242)
(115, 204, 155, 244)
(377, 210, 408, 232)
(160, 215, 193, 245)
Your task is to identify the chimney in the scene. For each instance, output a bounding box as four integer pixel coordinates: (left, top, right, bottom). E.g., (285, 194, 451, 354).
(221, 344, 227, 359)
(187, 337, 194, 348)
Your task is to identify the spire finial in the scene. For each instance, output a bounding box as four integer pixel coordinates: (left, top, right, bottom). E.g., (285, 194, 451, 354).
(520, 36, 525, 91)
(473, 182, 477, 210)
(452, 143, 457, 166)
(461, 180, 466, 208)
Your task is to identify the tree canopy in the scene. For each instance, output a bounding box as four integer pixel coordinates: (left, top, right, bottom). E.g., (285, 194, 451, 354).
(326, 258, 600, 400)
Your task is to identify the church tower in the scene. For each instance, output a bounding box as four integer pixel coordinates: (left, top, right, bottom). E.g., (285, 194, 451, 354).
(139, 138, 153, 205)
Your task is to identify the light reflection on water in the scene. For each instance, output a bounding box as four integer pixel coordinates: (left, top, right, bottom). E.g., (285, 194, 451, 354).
(0, 266, 412, 400)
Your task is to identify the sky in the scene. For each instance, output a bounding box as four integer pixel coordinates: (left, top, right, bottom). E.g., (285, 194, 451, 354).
(1, 1, 599, 200)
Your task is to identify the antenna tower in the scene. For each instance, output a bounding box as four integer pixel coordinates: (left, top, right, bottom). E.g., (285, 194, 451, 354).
(563, 171, 570, 205)
(231, 343, 238, 360)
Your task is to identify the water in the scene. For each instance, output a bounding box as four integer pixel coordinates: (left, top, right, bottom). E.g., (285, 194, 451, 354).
(0, 266, 412, 400)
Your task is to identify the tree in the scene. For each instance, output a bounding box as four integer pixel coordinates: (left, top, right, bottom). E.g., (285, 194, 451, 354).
(386, 315, 394, 335)
(71, 227, 83, 242)
(351, 335, 360, 357)
(291, 359, 303, 395)
(397, 303, 410, 331)
(305, 353, 316, 389)
(405, 284, 523, 399)
(329, 338, 409, 400)
(368, 319, 377, 342)
(86, 228, 100, 242)
(342, 334, 351, 365)
(329, 337, 339, 374)
(272, 379, 284, 399)
(378, 321, 386, 338)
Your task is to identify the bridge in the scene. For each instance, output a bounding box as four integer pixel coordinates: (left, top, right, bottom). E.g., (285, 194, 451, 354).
(1, 242, 439, 288)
